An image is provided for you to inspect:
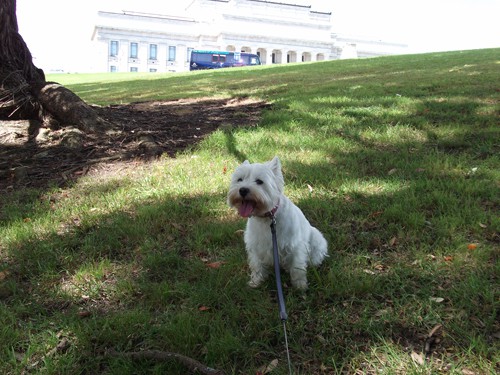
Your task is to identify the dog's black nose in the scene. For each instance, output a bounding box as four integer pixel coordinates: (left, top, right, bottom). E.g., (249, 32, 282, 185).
(239, 187, 250, 197)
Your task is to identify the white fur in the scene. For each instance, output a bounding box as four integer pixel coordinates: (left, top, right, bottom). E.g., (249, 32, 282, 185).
(227, 156, 328, 290)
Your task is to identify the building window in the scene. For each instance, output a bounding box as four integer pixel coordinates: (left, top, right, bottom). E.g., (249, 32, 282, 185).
(187, 47, 194, 62)
(168, 46, 176, 61)
(149, 44, 158, 60)
(110, 41, 119, 57)
(110, 65, 117, 72)
(130, 67, 138, 72)
(130, 43, 138, 59)
(149, 68, 157, 73)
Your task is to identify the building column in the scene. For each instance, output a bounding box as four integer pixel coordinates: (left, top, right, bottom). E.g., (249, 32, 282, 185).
(296, 50, 303, 62)
(281, 49, 287, 64)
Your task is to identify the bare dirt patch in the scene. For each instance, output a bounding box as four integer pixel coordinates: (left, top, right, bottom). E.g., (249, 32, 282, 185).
(0, 97, 270, 191)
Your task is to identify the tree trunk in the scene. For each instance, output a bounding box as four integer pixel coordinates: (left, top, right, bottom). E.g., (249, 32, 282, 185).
(0, 0, 107, 133)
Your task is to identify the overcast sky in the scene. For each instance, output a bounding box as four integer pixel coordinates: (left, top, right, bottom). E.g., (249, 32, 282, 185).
(16, 0, 500, 72)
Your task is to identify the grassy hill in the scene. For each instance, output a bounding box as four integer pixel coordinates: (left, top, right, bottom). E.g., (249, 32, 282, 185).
(1, 49, 499, 374)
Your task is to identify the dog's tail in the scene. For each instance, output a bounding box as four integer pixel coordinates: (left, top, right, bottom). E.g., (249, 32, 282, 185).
(308, 227, 328, 266)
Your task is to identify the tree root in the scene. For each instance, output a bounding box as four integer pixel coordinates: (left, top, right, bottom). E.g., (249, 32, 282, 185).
(107, 349, 225, 375)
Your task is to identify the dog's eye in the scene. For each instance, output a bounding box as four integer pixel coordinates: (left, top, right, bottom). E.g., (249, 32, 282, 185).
(255, 179, 263, 185)
(237, 178, 243, 182)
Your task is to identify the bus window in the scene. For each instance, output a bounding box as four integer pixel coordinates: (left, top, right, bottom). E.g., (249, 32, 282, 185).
(190, 50, 260, 70)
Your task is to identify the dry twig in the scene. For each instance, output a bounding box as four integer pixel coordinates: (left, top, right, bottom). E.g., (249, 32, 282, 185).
(107, 349, 225, 375)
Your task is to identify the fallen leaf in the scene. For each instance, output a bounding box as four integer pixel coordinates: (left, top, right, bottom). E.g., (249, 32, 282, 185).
(0, 270, 9, 281)
(222, 166, 227, 174)
(388, 236, 397, 247)
(78, 311, 91, 318)
(198, 305, 210, 312)
(470, 316, 485, 328)
(23, 218, 31, 222)
(55, 337, 71, 353)
(467, 243, 477, 250)
(171, 223, 183, 231)
(479, 223, 487, 228)
(344, 195, 353, 203)
(374, 263, 386, 271)
(206, 261, 226, 269)
(307, 184, 313, 193)
(411, 351, 424, 365)
(363, 269, 376, 275)
(443, 256, 453, 262)
(430, 297, 445, 303)
(461, 369, 476, 375)
(316, 334, 327, 345)
(265, 359, 279, 373)
(388, 168, 398, 175)
(369, 210, 384, 218)
(428, 324, 443, 338)
(374, 308, 391, 317)
(257, 359, 279, 374)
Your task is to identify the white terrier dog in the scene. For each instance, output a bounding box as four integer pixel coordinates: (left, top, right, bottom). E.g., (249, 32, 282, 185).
(227, 156, 328, 290)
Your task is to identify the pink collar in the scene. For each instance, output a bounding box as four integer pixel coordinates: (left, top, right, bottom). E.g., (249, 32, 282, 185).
(264, 199, 280, 219)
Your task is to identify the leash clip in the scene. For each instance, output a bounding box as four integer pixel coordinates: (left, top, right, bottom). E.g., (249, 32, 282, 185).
(270, 214, 277, 229)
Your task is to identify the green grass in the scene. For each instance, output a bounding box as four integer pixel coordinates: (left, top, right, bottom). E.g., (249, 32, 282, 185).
(1, 49, 499, 374)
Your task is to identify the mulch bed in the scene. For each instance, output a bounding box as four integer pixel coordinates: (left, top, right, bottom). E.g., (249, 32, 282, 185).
(0, 97, 270, 191)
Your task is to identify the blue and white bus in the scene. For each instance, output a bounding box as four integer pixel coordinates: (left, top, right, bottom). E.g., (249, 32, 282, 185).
(189, 50, 261, 71)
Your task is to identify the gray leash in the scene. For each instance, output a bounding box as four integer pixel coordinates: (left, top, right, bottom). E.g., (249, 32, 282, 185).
(270, 215, 293, 374)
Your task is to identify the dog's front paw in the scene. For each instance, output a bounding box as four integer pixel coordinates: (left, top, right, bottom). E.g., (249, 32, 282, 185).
(248, 279, 262, 288)
(290, 267, 308, 290)
(293, 279, 308, 290)
(248, 273, 266, 288)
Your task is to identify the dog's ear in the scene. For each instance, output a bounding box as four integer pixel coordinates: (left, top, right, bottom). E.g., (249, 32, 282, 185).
(267, 157, 284, 190)
(268, 156, 281, 172)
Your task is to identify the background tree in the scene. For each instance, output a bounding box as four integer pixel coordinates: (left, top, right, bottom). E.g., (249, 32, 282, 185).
(0, 0, 106, 133)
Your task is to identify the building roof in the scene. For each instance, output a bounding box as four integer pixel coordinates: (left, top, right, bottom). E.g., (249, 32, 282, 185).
(249, 0, 310, 9)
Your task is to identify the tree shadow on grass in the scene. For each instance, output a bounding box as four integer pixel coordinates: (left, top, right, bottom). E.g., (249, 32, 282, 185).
(0, 97, 271, 192)
(1, 190, 247, 371)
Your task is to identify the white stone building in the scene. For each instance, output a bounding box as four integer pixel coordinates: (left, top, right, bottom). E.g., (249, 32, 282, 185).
(91, 0, 407, 73)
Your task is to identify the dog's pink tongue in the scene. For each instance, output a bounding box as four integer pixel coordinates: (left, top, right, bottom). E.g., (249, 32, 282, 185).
(239, 201, 255, 217)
